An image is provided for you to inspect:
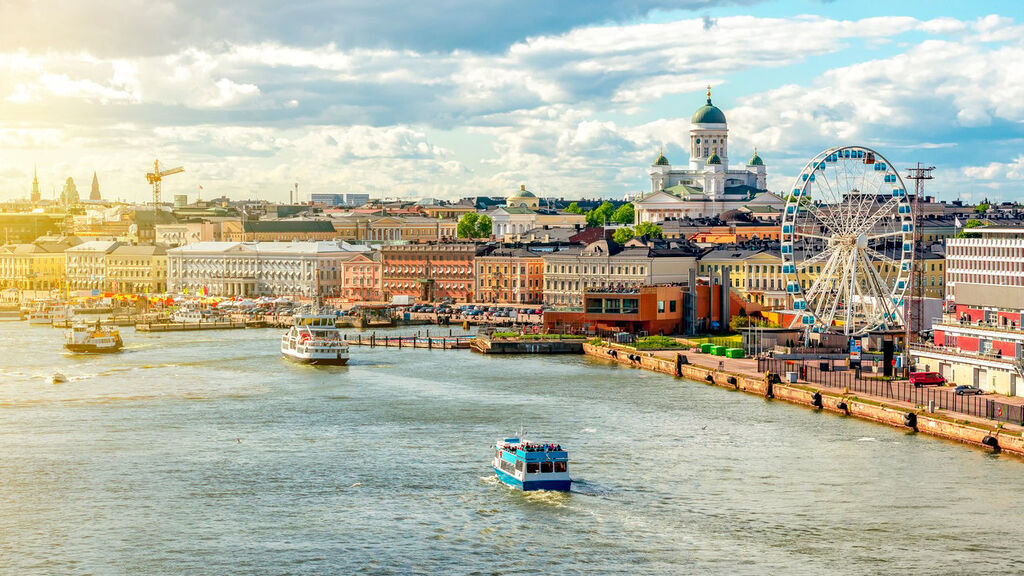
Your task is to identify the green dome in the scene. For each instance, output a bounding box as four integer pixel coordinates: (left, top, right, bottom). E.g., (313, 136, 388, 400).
(707, 151, 721, 165)
(748, 151, 763, 166)
(512, 185, 536, 198)
(654, 152, 670, 166)
(691, 97, 727, 124)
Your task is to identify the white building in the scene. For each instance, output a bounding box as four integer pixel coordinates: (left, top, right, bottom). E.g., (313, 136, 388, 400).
(66, 240, 120, 291)
(167, 241, 370, 298)
(634, 88, 782, 222)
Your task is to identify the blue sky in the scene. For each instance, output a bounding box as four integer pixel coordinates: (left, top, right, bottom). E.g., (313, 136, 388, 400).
(0, 0, 1021, 204)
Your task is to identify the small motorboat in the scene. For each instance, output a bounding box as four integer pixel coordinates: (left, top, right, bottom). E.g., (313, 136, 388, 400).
(50, 371, 68, 384)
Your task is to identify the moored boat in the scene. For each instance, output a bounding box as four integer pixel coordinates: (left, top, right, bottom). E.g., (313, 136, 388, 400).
(493, 437, 571, 492)
(64, 322, 124, 353)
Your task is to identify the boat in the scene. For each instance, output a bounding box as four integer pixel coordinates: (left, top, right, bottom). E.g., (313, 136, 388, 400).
(280, 313, 349, 365)
(50, 371, 68, 384)
(280, 268, 349, 365)
(64, 322, 124, 353)
(171, 307, 224, 323)
(27, 300, 61, 325)
(493, 437, 571, 492)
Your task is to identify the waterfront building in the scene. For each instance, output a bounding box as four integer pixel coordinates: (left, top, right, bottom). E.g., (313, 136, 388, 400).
(168, 241, 367, 298)
(66, 240, 120, 291)
(380, 242, 482, 303)
(222, 220, 337, 242)
(699, 245, 788, 309)
(474, 247, 545, 304)
(542, 239, 701, 309)
(911, 227, 1024, 396)
(336, 251, 383, 302)
(104, 244, 168, 294)
(327, 213, 458, 243)
(0, 236, 80, 291)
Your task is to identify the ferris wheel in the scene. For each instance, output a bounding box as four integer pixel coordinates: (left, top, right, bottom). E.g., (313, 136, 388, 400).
(780, 146, 914, 336)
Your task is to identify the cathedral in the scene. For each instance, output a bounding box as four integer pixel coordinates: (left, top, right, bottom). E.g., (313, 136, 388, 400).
(634, 88, 782, 223)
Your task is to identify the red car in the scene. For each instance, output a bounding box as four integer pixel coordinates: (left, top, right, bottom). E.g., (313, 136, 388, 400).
(909, 372, 946, 387)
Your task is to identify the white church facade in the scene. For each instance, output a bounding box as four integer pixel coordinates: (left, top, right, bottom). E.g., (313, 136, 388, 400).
(634, 88, 783, 223)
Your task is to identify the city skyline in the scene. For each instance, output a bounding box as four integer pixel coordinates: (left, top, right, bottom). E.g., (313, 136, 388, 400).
(1, 0, 1022, 204)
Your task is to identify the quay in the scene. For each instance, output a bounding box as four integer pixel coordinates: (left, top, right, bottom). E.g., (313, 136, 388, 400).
(136, 320, 249, 332)
(583, 342, 1024, 458)
(470, 332, 585, 354)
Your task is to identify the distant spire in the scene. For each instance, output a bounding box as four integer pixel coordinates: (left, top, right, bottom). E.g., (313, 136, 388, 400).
(706, 84, 712, 104)
(30, 163, 40, 202)
(90, 171, 101, 201)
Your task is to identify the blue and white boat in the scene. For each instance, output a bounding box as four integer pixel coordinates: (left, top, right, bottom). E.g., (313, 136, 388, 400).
(493, 437, 571, 492)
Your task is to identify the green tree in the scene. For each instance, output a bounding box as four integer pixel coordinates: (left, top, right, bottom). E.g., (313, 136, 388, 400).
(586, 201, 616, 227)
(564, 202, 584, 215)
(457, 213, 480, 238)
(611, 203, 635, 225)
(476, 214, 493, 237)
(975, 202, 990, 214)
(612, 227, 635, 245)
(634, 222, 664, 239)
(956, 218, 984, 239)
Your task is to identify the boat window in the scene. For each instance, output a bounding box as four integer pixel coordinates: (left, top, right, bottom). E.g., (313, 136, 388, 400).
(540, 462, 553, 474)
(554, 462, 567, 473)
(526, 462, 539, 474)
(515, 460, 524, 472)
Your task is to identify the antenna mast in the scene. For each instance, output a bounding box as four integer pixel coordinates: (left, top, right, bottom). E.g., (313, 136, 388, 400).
(903, 162, 935, 359)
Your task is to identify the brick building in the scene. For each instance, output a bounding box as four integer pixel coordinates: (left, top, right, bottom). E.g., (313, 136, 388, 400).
(380, 242, 483, 302)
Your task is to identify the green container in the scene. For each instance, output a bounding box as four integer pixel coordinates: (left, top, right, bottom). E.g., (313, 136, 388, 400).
(711, 345, 726, 356)
(725, 348, 744, 359)
(700, 343, 715, 354)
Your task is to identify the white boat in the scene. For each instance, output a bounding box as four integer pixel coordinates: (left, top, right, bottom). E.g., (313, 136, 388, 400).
(172, 307, 224, 323)
(27, 300, 61, 325)
(281, 313, 349, 365)
(64, 322, 124, 354)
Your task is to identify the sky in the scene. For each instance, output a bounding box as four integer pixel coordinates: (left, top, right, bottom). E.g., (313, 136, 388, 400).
(0, 0, 1022, 205)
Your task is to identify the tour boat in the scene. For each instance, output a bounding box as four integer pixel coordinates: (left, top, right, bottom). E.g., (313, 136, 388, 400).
(280, 313, 349, 365)
(171, 307, 222, 323)
(27, 301, 61, 325)
(493, 437, 571, 492)
(64, 323, 124, 354)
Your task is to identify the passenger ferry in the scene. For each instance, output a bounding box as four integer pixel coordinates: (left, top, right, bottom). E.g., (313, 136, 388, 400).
(64, 322, 124, 353)
(280, 313, 349, 365)
(172, 307, 223, 323)
(27, 300, 62, 325)
(493, 437, 571, 492)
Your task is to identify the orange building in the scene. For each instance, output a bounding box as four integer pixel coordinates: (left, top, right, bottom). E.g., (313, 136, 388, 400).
(474, 248, 544, 304)
(380, 242, 481, 303)
(690, 223, 780, 244)
(336, 252, 382, 302)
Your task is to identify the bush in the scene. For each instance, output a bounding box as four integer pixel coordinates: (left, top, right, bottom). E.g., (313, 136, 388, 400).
(635, 335, 685, 350)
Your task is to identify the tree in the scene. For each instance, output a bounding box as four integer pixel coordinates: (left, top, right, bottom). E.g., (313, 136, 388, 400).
(956, 218, 984, 239)
(565, 202, 584, 215)
(476, 214, 493, 237)
(611, 203, 635, 225)
(457, 213, 480, 238)
(612, 227, 635, 245)
(586, 201, 616, 227)
(975, 202, 990, 214)
(634, 222, 664, 239)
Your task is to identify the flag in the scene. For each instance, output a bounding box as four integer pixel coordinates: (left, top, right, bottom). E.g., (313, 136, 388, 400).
(954, 216, 962, 229)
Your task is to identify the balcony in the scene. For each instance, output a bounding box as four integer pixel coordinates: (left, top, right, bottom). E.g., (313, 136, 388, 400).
(939, 314, 1024, 336)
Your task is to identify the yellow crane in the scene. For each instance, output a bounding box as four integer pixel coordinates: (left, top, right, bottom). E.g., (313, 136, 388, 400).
(146, 159, 184, 210)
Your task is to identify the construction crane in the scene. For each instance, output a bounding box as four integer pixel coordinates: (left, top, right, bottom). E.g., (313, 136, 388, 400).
(146, 159, 184, 210)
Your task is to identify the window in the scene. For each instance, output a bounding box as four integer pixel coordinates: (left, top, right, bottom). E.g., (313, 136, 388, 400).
(669, 300, 677, 313)
(526, 462, 539, 473)
(515, 460, 524, 472)
(554, 461, 567, 473)
(540, 462, 553, 473)
(658, 300, 665, 313)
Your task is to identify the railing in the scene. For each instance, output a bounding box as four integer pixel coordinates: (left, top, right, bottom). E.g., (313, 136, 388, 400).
(758, 357, 1024, 426)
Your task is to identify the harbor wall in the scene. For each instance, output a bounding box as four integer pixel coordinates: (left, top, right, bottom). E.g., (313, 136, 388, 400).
(582, 343, 1024, 458)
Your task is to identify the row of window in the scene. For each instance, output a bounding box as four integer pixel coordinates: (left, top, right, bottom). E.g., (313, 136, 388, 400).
(546, 264, 648, 276)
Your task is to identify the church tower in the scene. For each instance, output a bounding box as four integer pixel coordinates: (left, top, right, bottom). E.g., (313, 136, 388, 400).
(30, 165, 41, 203)
(689, 86, 728, 171)
(90, 171, 101, 201)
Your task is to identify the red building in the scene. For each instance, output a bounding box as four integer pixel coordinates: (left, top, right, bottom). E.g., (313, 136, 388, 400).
(380, 242, 483, 303)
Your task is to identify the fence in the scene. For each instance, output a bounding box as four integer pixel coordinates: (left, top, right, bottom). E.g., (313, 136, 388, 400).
(757, 358, 1024, 426)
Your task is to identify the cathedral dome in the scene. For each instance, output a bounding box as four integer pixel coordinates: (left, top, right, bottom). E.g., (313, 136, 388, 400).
(691, 96, 727, 125)
(654, 151, 670, 166)
(707, 151, 721, 165)
(748, 151, 763, 166)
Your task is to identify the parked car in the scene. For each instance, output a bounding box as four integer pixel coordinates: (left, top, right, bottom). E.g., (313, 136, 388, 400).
(954, 385, 984, 396)
(909, 372, 946, 387)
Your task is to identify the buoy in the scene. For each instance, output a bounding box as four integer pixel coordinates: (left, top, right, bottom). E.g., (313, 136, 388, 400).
(726, 376, 737, 385)
(765, 380, 774, 399)
(982, 435, 999, 450)
(836, 401, 848, 412)
(811, 392, 823, 408)
(704, 374, 714, 383)
(903, 412, 917, 429)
